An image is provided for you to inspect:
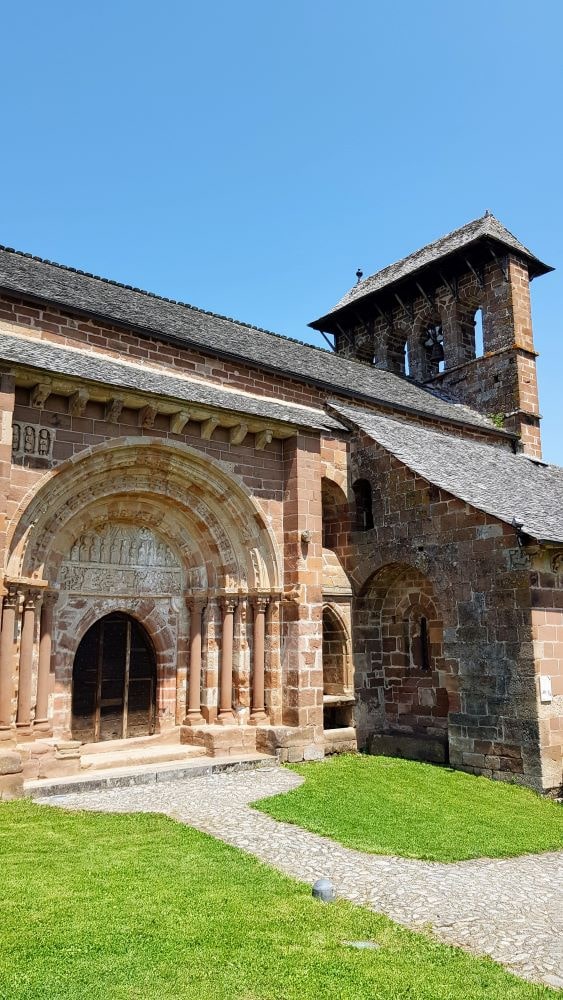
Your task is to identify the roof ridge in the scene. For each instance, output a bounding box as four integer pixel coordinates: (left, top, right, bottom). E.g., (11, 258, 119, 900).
(0, 242, 335, 357)
(345, 213, 499, 298)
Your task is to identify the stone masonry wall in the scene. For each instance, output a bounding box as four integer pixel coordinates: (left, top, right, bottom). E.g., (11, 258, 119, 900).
(346, 430, 550, 790)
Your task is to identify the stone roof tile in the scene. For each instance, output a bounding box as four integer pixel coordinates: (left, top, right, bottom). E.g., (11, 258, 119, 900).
(0, 333, 343, 432)
(0, 244, 504, 435)
(329, 401, 563, 544)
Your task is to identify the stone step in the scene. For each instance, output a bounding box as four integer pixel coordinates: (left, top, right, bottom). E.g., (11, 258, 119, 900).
(77, 729, 183, 756)
(24, 751, 276, 798)
(80, 743, 203, 771)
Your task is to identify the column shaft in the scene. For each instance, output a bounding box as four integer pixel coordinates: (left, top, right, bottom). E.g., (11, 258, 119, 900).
(0, 589, 18, 729)
(16, 593, 37, 728)
(185, 600, 205, 724)
(251, 597, 269, 721)
(35, 597, 54, 726)
(218, 598, 236, 722)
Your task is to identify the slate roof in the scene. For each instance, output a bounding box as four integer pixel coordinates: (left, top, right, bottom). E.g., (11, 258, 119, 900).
(0, 333, 343, 433)
(0, 244, 504, 435)
(310, 213, 553, 328)
(328, 401, 563, 544)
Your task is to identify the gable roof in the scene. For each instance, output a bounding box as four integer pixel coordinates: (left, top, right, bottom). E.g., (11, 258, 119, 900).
(0, 243, 505, 436)
(328, 401, 563, 544)
(310, 213, 553, 329)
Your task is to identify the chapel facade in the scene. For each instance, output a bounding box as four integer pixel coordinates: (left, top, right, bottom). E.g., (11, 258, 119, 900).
(0, 213, 561, 795)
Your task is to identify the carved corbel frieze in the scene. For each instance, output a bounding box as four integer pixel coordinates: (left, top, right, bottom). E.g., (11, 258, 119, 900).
(229, 422, 248, 446)
(170, 409, 192, 434)
(255, 428, 273, 451)
(30, 382, 52, 409)
(68, 387, 89, 417)
(138, 404, 158, 428)
(105, 397, 124, 423)
(201, 415, 219, 440)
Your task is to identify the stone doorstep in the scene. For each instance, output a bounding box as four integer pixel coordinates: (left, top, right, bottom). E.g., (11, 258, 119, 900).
(181, 724, 258, 757)
(24, 751, 275, 799)
(79, 743, 205, 772)
(324, 727, 358, 755)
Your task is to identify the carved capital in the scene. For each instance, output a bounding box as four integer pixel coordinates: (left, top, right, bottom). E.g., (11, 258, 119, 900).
(221, 595, 238, 615)
(252, 595, 270, 614)
(2, 585, 19, 611)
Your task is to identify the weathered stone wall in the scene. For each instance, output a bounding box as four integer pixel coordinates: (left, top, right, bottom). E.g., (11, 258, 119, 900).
(346, 431, 550, 789)
(530, 556, 563, 791)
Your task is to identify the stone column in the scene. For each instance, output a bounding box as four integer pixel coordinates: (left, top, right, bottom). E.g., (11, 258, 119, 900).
(217, 597, 237, 723)
(184, 597, 206, 726)
(250, 596, 269, 723)
(35, 593, 55, 728)
(0, 587, 18, 731)
(16, 590, 38, 729)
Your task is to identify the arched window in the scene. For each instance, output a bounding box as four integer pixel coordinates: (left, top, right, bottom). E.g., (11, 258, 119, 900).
(421, 322, 445, 376)
(404, 341, 410, 377)
(352, 478, 374, 531)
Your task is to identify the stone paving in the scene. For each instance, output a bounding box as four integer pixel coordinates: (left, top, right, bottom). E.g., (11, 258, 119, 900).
(37, 767, 563, 990)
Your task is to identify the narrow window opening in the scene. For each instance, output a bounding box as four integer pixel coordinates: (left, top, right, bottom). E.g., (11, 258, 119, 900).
(474, 308, 484, 357)
(420, 616, 431, 673)
(352, 479, 374, 531)
(404, 342, 410, 377)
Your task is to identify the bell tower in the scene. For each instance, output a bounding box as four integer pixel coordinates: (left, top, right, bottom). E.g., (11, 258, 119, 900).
(309, 214, 553, 457)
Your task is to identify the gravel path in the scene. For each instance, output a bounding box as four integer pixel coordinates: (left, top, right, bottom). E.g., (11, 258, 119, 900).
(37, 767, 563, 990)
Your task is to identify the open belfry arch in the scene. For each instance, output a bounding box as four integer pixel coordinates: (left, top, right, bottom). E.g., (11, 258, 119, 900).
(0, 212, 561, 794)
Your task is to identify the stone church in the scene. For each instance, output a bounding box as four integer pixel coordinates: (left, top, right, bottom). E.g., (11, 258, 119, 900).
(0, 213, 561, 795)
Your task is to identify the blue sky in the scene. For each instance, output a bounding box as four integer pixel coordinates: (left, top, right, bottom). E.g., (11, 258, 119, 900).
(1, 1, 562, 460)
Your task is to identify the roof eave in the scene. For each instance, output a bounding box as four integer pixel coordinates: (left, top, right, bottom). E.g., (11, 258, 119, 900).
(309, 238, 554, 332)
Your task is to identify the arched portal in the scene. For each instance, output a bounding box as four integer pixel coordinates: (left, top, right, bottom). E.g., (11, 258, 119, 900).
(72, 612, 157, 742)
(354, 562, 454, 762)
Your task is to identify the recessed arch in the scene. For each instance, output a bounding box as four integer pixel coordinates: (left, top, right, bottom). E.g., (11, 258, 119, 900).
(6, 437, 283, 593)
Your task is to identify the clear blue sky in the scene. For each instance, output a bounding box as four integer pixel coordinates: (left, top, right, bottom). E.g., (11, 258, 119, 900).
(1, 1, 562, 460)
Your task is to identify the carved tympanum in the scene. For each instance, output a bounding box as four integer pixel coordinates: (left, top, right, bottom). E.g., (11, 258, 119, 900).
(59, 525, 183, 594)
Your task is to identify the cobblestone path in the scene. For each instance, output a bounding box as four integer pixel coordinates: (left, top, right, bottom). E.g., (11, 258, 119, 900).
(37, 767, 563, 989)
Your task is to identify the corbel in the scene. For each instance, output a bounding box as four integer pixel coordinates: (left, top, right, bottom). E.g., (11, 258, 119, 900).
(138, 404, 158, 428)
(201, 415, 219, 440)
(229, 422, 249, 446)
(68, 387, 89, 417)
(255, 427, 273, 451)
(170, 409, 191, 434)
(30, 381, 52, 409)
(105, 397, 124, 423)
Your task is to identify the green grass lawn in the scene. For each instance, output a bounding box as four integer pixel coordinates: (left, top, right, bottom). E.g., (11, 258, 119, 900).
(0, 800, 557, 1000)
(253, 754, 563, 862)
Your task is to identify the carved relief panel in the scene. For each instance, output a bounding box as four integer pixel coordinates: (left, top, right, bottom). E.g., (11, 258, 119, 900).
(59, 525, 183, 595)
(12, 422, 54, 460)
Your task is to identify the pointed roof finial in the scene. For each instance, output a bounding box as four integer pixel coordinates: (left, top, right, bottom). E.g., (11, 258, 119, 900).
(484, 209, 492, 217)
(355, 267, 363, 284)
